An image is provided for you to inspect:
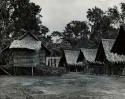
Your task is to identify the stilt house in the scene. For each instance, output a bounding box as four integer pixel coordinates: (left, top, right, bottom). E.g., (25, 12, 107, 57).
(9, 32, 50, 75)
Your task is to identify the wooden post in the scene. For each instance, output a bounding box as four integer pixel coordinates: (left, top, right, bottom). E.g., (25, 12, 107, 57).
(32, 67, 34, 76)
(13, 66, 15, 75)
(104, 65, 106, 75)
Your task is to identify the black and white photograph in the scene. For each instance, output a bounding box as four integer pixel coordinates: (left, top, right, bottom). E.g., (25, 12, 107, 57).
(0, 0, 125, 98)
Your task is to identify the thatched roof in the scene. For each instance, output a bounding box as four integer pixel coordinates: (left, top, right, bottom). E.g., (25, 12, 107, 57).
(64, 50, 82, 65)
(10, 33, 41, 50)
(102, 39, 125, 63)
(111, 26, 125, 55)
(80, 48, 97, 63)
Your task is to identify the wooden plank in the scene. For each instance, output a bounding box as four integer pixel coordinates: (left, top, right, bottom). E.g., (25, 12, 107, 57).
(13, 52, 40, 67)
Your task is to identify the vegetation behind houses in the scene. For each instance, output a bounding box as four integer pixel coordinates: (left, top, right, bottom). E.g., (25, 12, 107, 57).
(0, 1, 125, 66)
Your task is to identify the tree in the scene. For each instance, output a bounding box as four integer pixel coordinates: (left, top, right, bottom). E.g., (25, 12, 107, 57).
(63, 20, 90, 39)
(87, 7, 104, 23)
(51, 20, 90, 47)
(87, 6, 118, 45)
(51, 31, 62, 37)
(87, 7, 104, 43)
(10, 0, 42, 37)
(107, 6, 120, 25)
(121, 2, 125, 24)
(107, 3, 125, 25)
(38, 25, 49, 40)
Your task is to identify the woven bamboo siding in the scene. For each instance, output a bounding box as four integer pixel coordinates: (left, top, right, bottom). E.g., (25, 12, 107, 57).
(13, 50, 39, 67)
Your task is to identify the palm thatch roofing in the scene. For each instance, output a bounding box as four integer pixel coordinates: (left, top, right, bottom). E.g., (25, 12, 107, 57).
(80, 48, 97, 63)
(10, 32, 41, 50)
(102, 39, 125, 63)
(64, 50, 82, 65)
(111, 25, 125, 55)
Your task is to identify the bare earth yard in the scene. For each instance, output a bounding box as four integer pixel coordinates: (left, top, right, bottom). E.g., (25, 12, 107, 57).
(0, 73, 125, 99)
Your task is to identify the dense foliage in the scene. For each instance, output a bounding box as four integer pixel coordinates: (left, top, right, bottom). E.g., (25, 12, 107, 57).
(51, 3, 125, 48)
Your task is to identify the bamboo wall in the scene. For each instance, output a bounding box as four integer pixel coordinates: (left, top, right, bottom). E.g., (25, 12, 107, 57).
(13, 49, 39, 67)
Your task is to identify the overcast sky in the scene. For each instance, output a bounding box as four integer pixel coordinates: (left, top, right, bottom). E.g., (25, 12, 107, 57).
(31, 0, 124, 33)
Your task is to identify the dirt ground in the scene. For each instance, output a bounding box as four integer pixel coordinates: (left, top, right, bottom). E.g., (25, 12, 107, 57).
(0, 73, 125, 99)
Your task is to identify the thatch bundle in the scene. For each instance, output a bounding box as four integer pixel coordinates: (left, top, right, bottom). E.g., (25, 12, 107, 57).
(80, 48, 97, 63)
(102, 39, 125, 63)
(64, 50, 82, 66)
(10, 34, 41, 50)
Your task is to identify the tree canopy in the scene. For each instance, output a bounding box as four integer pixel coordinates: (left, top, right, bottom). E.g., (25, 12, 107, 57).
(51, 3, 125, 48)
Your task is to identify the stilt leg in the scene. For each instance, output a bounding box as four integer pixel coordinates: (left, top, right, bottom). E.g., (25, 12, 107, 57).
(13, 67, 15, 75)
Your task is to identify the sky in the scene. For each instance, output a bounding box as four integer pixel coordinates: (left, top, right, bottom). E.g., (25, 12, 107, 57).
(31, 0, 125, 33)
